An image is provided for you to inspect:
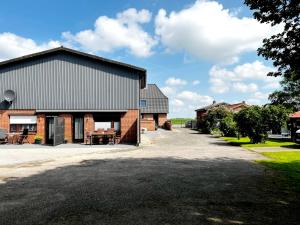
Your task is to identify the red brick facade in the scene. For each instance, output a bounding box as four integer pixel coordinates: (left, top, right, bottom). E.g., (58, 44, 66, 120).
(84, 113, 94, 144)
(0, 109, 139, 145)
(0, 110, 37, 143)
(36, 113, 46, 144)
(60, 114, 72, 143)
(120, 109, 138, 143)
(158, 114, 167, 127)
(141, 113, 168, 131)
(141, 119, 155, 131)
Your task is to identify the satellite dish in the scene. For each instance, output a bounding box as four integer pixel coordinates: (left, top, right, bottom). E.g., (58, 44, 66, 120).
(4, 90, 16, 103)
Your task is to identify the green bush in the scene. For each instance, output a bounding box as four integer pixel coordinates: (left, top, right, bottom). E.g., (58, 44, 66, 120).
(198, 107, 234, 134)
(235, 105, 291, 143)
(219, 115, 237, 137)
(235, 106, 268, 143)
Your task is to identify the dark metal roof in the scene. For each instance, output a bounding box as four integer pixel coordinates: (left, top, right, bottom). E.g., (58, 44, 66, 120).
(140, 84, 169, 114)
(0, 46, 147, 88)
(140, 84, 168, 99)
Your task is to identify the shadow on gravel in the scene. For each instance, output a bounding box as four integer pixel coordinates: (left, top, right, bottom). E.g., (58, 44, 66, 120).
(0, 157, 299, 225)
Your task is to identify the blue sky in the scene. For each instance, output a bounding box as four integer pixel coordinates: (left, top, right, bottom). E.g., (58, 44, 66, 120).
(0, 0, 282, 118)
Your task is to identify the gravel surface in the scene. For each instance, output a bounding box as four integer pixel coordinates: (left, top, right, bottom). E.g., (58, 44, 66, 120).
(0, 128, 299, 225)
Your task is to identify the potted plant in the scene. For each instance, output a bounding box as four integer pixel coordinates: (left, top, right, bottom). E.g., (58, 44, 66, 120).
(34, 135, 43, 144)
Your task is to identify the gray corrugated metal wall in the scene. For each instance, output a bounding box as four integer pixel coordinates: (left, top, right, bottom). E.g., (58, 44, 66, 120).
(0, 52, 140, 110)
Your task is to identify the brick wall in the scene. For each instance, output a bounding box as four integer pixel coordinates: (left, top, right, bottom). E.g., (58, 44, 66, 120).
(196, 111, 206, 121)
(120, 109, 138, 144)
(142, 114, 153, 120)
(84, 113, 94, 143)
(36, 113, 46, 144)
(0, 110, 39, 144)
(141, 119, 155, 131)
(158, 113, 167, 127)
(60, 114, 73, 143)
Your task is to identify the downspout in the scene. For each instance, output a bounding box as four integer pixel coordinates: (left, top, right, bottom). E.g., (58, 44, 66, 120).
(137, 75, 141, 146)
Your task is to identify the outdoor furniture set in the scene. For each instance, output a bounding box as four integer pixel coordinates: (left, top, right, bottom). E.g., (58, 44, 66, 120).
(0, 128, 29, 144)
(87, 128, 116, 145)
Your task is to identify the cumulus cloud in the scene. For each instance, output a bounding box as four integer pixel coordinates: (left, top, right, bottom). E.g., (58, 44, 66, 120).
(232, 82, 258, 93)
(209, 61, 280, 94)
(161, 86, 176, 96)
(161, 76, 213, 118)
(247, 91, 270, 105)
(177, 91, 213, 104)
(0, 32, 60, 61)
(165, 77, 187, 86)
(63, 8, 157, 57)
(171, 98, 185, 107)
(155, 0, 281, 63)
(192, 80, 200, 85)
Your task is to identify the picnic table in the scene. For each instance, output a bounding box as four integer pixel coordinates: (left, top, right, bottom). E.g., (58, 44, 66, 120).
(90, 131, 116, 145)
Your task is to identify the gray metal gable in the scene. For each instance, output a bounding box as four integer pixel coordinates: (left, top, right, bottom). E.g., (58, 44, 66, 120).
(0, 52, 140, 110)
(140, 84, 169, 114)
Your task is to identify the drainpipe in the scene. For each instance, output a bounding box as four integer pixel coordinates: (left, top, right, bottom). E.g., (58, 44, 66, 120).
(137, 77, 141, 146)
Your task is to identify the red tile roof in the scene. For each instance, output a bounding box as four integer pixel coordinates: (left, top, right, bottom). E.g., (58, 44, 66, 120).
(289, 111, 300, 118)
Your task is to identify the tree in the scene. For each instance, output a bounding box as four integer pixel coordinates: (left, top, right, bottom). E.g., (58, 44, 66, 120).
(219, 114, 237, 137)
(263, 104, 292, 134)
(235, 106, 268, 143)
(269, 76, 300, 109)
(244, 0, 300, 80)
(198, 107, 234, 134)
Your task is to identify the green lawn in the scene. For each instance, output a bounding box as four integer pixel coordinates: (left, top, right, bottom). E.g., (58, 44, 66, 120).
(170, 118, 193, 125)
(221, 136, 298, 148)
(258, 151, 300, 190)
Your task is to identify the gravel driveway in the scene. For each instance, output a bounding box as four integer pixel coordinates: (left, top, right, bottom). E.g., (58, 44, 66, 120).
(0, 128, 299, 225)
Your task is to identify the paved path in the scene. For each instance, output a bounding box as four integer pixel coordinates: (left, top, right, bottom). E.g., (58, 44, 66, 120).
(0, 128, 299, 225)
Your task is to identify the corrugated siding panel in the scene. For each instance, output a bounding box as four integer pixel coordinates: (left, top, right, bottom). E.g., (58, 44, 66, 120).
(140, 84, 167, 98)
(140, 84, 169, 114)
(140, 98, 169, 114)
(0, 53, 139, 110)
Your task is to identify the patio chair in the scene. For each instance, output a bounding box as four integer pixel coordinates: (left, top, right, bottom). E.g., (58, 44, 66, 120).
(0, 128, 8, 144)
(106, 128, 116, 145)
(18, 128, 29, 144)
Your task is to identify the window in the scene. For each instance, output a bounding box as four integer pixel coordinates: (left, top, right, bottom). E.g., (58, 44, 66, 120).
(114, 121, 120, 132)
(140, 100, 147, 108)
(95, 122, 111, 130)
(9, 124, 37, 132)
(9, 116, 37, 133)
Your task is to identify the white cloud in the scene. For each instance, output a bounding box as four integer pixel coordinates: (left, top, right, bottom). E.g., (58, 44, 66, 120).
(155, 0, 281, 63)
(165, 77, 187, 86)
(0, 32, 60, 61)
(192, 80, 200, 85)
(161, 77, 213, 117)
(168, 90, 213, 118)
(247, 91, 270, 105)
(232, 82, 258, 93)
(161, 86, 176, 96)
(177, 91, 213, 104)
(63, 8, 157, 57)
(171, 98, 185, 107)
(209, 61, 280, 94)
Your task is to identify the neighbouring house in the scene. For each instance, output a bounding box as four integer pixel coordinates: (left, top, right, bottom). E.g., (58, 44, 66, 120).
(195, 101, 248, 125)
(140, 84, 169, 131)
(289, 111, 300, 142)
(0, 47, 147, 145)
